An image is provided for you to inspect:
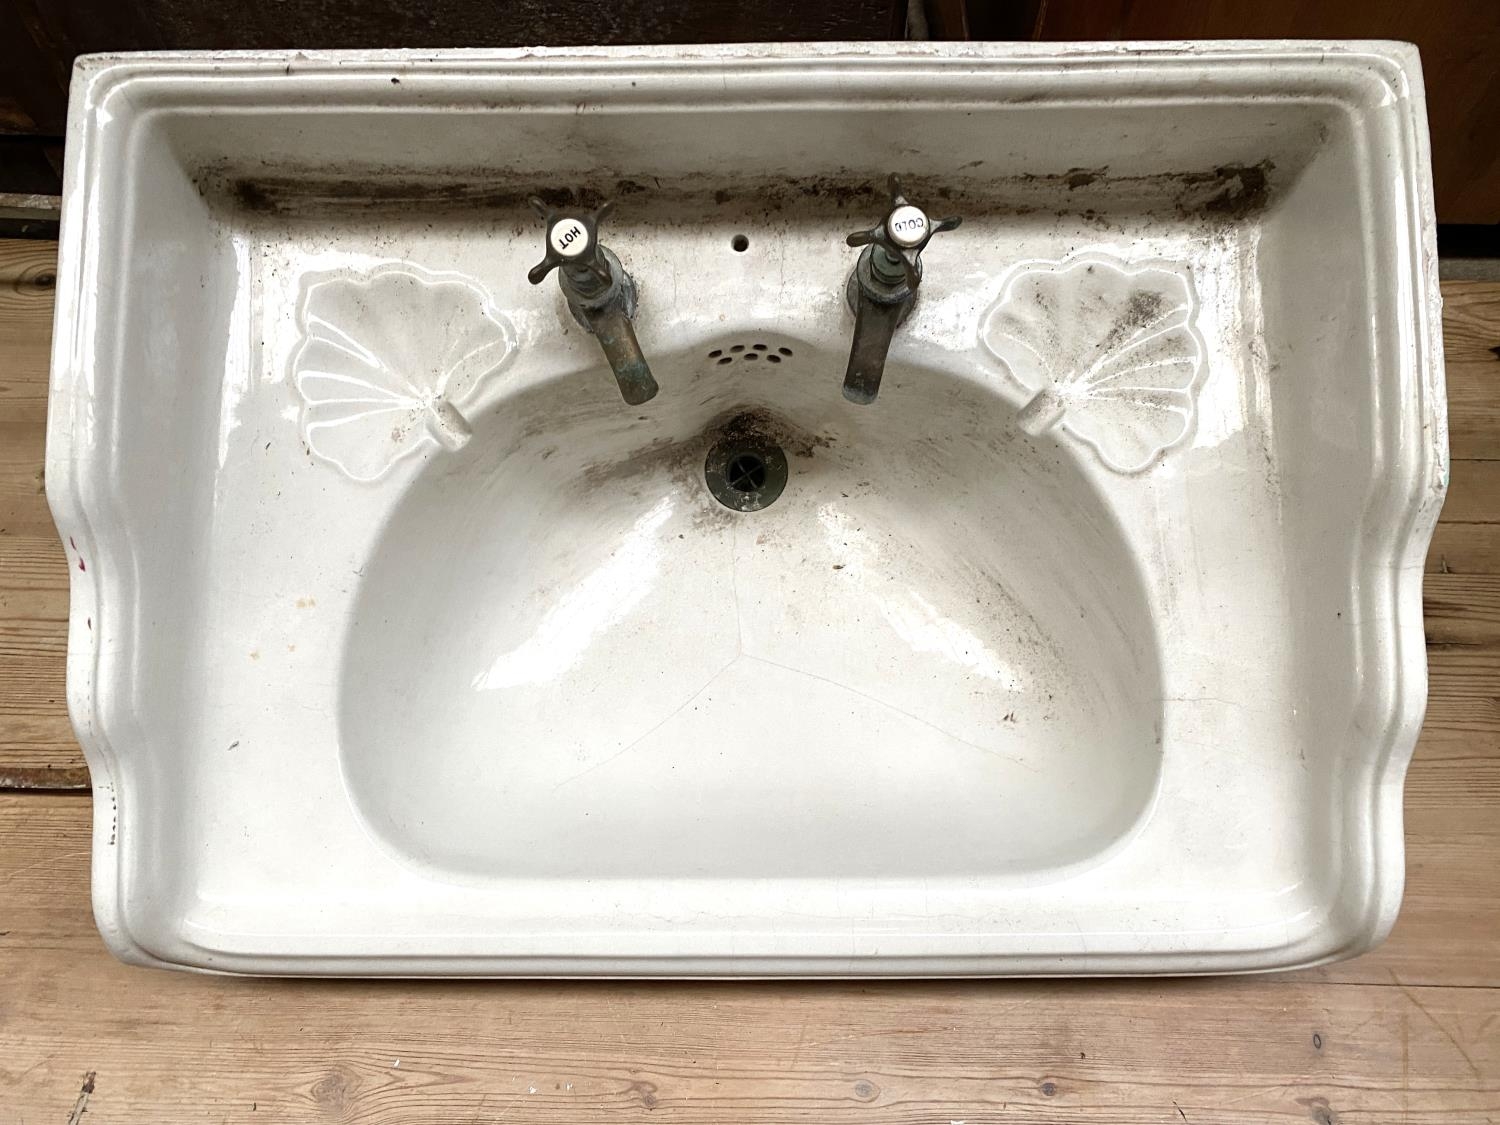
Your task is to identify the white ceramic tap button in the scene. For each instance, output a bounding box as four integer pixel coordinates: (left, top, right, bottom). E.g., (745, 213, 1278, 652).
(549, 217, 590, 258)
(885, 204, 929, 248)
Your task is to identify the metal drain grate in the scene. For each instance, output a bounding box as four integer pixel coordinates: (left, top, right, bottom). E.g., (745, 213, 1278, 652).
(705, 434, 788, 512)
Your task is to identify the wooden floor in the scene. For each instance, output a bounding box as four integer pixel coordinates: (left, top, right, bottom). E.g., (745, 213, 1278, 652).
(1, 238, 1497, 1122)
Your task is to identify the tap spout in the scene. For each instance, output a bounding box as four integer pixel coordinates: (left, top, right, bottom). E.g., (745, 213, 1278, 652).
(555, 247, 659, 406)
(843, 289, 910, 405)
(577, 296, 658, 406)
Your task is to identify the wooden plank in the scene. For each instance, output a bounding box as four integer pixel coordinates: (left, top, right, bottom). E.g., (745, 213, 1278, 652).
(0, 240, 70, 785)
(0, 799, 1497, 1124)
(1443, 459, 1500, 524)
(1312, 756, 1500, 986)
(1428, 521, 1500, 574)
(1442, 281, 1500, 460)
(1425, 573, 1500, 647)
(0, 239, 54, 541)
(1427, 647, 1500, 733)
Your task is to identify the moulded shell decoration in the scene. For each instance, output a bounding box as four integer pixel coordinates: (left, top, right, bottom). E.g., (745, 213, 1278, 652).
(979, 254, 1207, 473)
(291, 264, 516, 482)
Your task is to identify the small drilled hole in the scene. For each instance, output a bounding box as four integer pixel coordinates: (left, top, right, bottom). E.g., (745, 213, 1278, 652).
(744, 352, 759, 360)
(731, 234, 749, 252)
(778, 347, 793, 357)
(730, 344, 745, 353)
(708, 349, 723, 358)
(752, 343, 768, 351)
(716, 356, 733, 365)
(726, 453, 768, 492)
(766, 354, 782, 363)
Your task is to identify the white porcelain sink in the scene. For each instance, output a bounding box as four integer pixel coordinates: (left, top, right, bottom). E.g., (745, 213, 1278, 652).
(47, 42, 1446, 975)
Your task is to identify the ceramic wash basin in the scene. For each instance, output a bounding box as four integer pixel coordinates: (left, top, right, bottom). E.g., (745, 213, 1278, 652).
(48, 42, 1445, 975)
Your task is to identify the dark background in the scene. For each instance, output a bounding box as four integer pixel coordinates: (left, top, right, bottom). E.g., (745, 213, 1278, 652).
(0, 0, 1495, 230)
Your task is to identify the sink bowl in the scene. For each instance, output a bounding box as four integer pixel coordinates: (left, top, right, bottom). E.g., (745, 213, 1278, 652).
(345, 346, 1162, 882)
(47, 42, 1446, 975)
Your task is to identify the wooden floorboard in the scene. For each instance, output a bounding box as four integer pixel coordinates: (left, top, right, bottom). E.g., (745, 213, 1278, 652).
(1, 249, 1498, 1119)
(1, 796, 1498, 1124)
(0, 241, 73, 787)
(1429, 520, 1500, 574)
(1445, 281, 1500, 460)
